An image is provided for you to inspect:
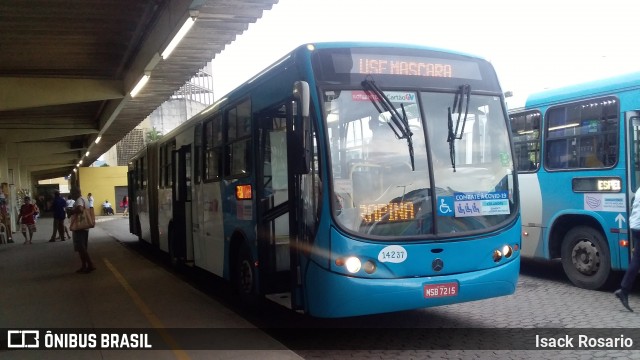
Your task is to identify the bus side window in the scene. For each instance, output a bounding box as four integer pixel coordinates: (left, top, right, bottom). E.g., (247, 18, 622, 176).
(547, 140, 567, 169)
(517, 148, 535, 171)
(581, 137, 604, 168)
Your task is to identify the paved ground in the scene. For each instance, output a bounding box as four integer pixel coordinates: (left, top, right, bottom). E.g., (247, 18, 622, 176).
(267, 258, 640, 359)
(3, 215, 640, 359)
(0, 215, 302, 360)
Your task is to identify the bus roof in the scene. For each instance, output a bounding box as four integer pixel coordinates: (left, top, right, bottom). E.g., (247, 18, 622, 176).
(525, 71, 640, 109)
(308, 41, 485, 59)
(152, 42, 494, 144)
(204, 41, 489, 108)
(131, 41, 500, 166)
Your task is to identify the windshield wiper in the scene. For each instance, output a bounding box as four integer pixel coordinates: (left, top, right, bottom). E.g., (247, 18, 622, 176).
(447, 84, 471, 172)
(361, 77, 415, 170)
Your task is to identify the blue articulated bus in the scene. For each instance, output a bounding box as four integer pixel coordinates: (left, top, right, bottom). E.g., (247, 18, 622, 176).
(509, 72, 640, 290)
(129, 42, 521, 318)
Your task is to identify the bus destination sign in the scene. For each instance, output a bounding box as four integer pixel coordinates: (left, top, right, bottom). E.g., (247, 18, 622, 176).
(351, 54, 482, 80)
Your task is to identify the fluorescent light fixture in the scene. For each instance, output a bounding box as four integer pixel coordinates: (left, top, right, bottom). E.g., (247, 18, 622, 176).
(548, 123, 579, 131)
(85, 151, 90, 157)
(161, 16, 196, 60)
(130, 74, 150, 97)
(78, 159, 83, 165)
(73, 168, 77, 172)
(94, 135, 102, 144)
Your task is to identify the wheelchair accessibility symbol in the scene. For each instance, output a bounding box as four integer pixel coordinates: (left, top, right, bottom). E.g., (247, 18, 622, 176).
(437, 197, 455, 217)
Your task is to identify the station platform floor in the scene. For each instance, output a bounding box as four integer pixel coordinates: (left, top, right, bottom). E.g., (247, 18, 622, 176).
(0, 214, 303, 360)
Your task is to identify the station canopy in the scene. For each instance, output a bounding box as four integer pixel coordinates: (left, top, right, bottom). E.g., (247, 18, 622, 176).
(0, 0, 279, 180)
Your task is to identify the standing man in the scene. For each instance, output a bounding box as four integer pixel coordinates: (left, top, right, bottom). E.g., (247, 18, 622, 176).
(70, 187, 95, 274)
(19, 196, 37, 244)
(614, 186, 640, 312)
(65, 196, 75, 219)
(87, 192, 94, 209)
(49, 191, 68, 242)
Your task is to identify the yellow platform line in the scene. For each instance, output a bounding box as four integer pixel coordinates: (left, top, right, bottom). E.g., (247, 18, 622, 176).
(104, 258, 190, 360)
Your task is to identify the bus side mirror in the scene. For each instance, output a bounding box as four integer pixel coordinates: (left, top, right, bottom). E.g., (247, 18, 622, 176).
(293, 81, 310, 117)
(292, 81, 311, 174)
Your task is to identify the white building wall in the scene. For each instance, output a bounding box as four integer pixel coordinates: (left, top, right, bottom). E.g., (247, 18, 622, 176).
(149, 99, 207, 135)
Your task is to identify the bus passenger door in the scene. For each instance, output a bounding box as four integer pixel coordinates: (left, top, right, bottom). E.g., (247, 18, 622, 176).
(127, 169, 136, 234)
(256, 103, 296, 305)
(627, 111, 640, 258)
(171, 145, 193, 264)
(627, 111, 640, 195)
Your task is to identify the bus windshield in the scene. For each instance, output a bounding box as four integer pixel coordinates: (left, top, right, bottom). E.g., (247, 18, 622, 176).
(326, 89, 515, 238)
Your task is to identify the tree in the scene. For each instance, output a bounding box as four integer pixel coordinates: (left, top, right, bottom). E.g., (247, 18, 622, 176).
(145, 127, 163, 144)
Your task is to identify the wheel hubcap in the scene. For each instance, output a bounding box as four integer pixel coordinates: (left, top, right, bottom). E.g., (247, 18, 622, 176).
(571, 239, 600, 275)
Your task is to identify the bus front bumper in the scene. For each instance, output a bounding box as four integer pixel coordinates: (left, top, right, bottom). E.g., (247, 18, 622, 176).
(304, 255, 519, 318)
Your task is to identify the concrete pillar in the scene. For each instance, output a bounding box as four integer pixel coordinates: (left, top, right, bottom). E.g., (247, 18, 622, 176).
(0, 143, 7, 185)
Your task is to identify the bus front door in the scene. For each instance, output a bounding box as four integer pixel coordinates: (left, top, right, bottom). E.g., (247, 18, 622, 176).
(127, 170, 136, 234)
(171, 145, 193, 265)
(627, 111, 640, 263)
(628, 111, 640, 197)
(256, 103, 301, 309)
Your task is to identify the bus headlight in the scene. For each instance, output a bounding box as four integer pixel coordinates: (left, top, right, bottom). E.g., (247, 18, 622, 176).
(345, 257, 362, 273)
(492, 249, 502, 262)
(502, 245, 513, 258)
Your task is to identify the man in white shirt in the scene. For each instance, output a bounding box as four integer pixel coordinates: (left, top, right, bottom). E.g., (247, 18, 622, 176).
(102, 200, 114, 215)
(65, 196, 75, 219)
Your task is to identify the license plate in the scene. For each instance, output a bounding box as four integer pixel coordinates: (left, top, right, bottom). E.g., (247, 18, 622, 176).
(423, 282, 458, 298)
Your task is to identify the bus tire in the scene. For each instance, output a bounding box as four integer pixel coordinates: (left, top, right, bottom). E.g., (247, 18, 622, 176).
(560, 226, 611, 290)
(234, 244, 257, 304)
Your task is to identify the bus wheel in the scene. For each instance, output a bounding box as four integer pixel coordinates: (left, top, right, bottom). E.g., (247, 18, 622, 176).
(560, 226, 611, 290)
(234, 245, 257, 303)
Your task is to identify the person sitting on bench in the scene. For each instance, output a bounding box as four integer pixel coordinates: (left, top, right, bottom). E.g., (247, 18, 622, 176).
(102, 200, 114, 215)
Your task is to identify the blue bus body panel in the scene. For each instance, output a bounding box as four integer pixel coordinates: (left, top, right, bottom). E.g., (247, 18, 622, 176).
(131, 41, 521, 316)
(515, 71, 640, 274)
(304, 220, 521, 317)
(306, 251, 519, 318)
(521, 73, 640, 271)
(537, 168, 630, 270)
(526, 71, 640, 108)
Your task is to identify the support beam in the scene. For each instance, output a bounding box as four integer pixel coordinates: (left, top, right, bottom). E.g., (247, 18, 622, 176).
(0, 128, 98, 143)
(0, 77, 124, 111)
(28, 164, 76, 172)
(15, 142, 78, 156)
(22, 153, 78, 166)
